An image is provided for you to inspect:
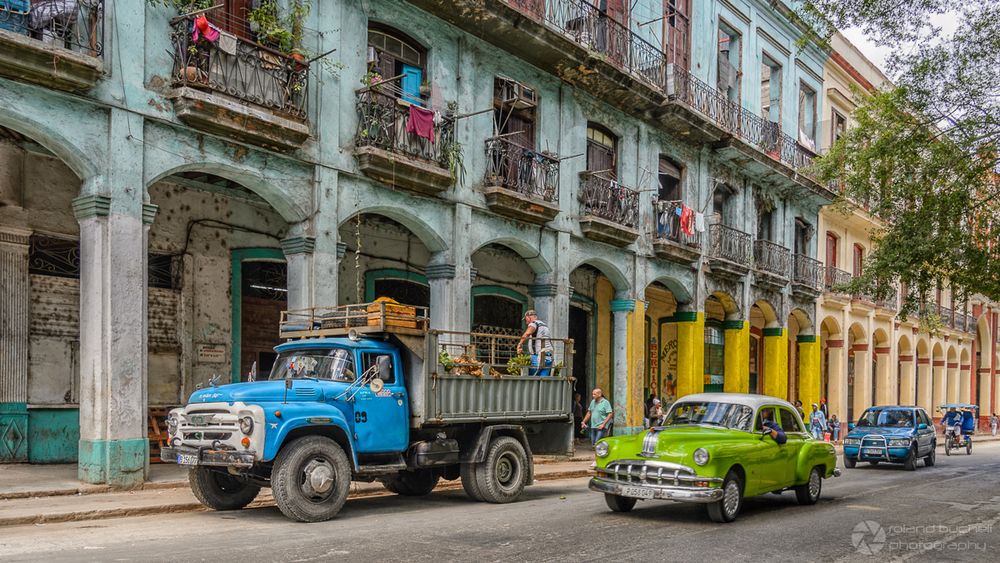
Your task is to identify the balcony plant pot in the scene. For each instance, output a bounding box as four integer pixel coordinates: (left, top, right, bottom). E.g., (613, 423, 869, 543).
(291, 51, 307, 72)
(182, 65, 206, 84)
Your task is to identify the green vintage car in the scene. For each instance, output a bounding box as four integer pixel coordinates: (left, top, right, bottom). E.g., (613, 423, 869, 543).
(589, 393, 840, 522)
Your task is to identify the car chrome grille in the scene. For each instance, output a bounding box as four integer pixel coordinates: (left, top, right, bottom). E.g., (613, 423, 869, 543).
(603, 460, 699, 487)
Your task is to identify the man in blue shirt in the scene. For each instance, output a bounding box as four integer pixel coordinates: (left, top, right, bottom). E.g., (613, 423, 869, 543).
(759, 408, 787, 445)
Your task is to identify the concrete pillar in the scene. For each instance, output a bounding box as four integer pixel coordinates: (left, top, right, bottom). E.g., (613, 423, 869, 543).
(979, 368, 993, 418)
(852, 344, 871, 417)
(826, 339, 846, 424)
(674, 311, 705, 398)
(898, 355, 915, 405)
(0, 228, 31, 462)
(427, 263, 467, 332)
(917, 359, 933, 414)
(959, 364, 971, 404)
(763, 327, 788, 399)
(932, 360, 947, 412)
(723, 319, 749, 393)
(74, 194, 153, 487)
(947, 362, 959, 403)
(529, 281, 558, 337)
(610, 300, 632, 434)
(797, 335, 821, 411)
(874, 346, 891, 406)
(281, 236, 316, 312)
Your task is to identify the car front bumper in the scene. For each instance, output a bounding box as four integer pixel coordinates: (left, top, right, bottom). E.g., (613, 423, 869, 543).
(843, 445, 911, 462)
(161, 446, 256, 468)
(589, 477, 724, 503)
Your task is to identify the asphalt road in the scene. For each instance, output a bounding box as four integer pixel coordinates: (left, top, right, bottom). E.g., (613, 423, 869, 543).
(3, 444, 1000, 563)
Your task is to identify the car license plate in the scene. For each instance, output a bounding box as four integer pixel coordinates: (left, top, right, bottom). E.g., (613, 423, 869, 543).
(863, 447, 883, 455)
(620, 486, 654, 499)
(178, 453, 199, 465)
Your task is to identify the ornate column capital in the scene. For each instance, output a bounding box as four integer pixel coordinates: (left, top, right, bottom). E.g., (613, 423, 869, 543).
(72, 195, 111, 220)
(280, 236, 316, 256)
(426, 263, 456, 280)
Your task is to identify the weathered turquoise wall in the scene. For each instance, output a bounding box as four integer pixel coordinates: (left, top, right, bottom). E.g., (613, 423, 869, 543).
(28, 409, 79, 463)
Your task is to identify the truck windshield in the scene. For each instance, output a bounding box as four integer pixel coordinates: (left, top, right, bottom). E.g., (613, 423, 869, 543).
(269, 348, 355, 382)
(856, 409, 913, 427)
(661, 402, 754, 431)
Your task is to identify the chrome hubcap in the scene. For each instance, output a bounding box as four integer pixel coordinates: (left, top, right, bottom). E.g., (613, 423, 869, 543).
(302, 459, 334, 498)
(809, 471, 821, 499)
(723, 481, 740, 516)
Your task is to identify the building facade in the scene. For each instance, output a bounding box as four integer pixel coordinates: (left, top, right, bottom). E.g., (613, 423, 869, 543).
(0, 0, 834, 485)
(818, 33, 999, 430)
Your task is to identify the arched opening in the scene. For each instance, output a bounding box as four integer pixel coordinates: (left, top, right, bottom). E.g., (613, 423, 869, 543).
(847, 323, 868, 423)
(786, 308, 812, 404)
(367, 24, 428, 104)
(339, 213, 432, 307)
(645, 281, 679, 402)
(702, 293, 733, 394)
(749, 300, 778, 394)
(916, 339, 931, 413)
(469, 243, 533, 335)
(872, 328, 889, 406)
(931, 342, 945, 418)
(946, 346, 959, 403)
(960, 348, 971, 405)
(820, 316, 842, 421)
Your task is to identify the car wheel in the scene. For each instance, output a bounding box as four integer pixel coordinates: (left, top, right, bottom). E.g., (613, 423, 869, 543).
(474, 436, 528, 504)
(924, 443, 936, 467)
(794, 467, 823, 505)
(706, 469, 743, 523)
(381, 469, 439, 496)
(844, 456, 856, 469)
(188, 467, 260, 511)
(605, 493, 637, 512)
(271, 436, 352, 523)
(902, 446, 917, 471)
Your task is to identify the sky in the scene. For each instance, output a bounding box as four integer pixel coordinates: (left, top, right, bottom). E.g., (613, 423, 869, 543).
(839, 13, 962, 78)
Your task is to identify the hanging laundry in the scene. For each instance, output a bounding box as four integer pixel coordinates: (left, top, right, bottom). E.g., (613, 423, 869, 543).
(680, 205, 694, 236)
(217, 30, 238, 55)
(694, 212, 705, 233)
(192, 15, 219, 43)
(406, 104, 436, 142)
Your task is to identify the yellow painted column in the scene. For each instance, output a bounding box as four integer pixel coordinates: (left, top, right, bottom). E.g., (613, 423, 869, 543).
(674, 311, 704, 399)
(874, 347, 892, 406)
(917, 360, 933, 414)
(797, 335, 821, 410)
(853, 345, 872, 416)
(959, 364, 971, 404)
(932, 361, 947, 411)
(898, 354, 915, 405)
(628, 300, 646, 433)
(762, 327, 788, 398)
(723, 320, 750, 393)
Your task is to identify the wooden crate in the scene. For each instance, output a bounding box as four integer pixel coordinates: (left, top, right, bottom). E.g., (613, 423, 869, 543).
(367, 298, 419, 329)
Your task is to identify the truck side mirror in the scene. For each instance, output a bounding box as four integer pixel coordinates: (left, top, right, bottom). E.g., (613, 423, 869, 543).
(377, 355, 391, 381)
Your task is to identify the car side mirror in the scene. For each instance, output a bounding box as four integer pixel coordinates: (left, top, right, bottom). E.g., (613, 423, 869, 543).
(377, 355, 391, 381)
(917, 423, 928, 430)
(848, 423, 855, 430)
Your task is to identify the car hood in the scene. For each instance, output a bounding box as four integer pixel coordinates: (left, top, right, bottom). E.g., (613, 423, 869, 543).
(601, 425, 751, 465)
(847, 426, 915, 439)
(188, 380, 327, 404)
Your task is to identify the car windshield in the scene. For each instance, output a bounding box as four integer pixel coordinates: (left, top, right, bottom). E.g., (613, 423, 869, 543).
(269, 349, 355, 382)
(661, 402, 754, 431)
(856, 409, 914, 428)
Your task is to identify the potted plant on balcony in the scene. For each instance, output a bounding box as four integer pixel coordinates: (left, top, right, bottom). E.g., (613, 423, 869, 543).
(248, 0, 310, 55)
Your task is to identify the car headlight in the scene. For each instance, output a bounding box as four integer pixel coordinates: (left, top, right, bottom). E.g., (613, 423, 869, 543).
(843, 438, 861, 446)
(888, 438, 911, 447)
(693, 448, 710, 466)
(595, 440, 609, 457)
(239, 416, 254, 435)
(166, 415, 178, 435)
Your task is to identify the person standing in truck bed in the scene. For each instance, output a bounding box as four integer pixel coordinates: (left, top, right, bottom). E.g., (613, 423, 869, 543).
(516, 309, 553, 376)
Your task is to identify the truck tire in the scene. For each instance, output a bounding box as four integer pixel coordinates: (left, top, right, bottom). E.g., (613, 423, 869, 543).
(461, 462, 483, 501)
(382, 470, 439, 496)
(188, 467, 260, 511)
(272, 436, 352, 523)
(474, 436, 528, 504)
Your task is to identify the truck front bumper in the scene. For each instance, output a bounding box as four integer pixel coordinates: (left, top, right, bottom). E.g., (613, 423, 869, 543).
(161, 446, 256, 468)
(589, 477, 724, 503)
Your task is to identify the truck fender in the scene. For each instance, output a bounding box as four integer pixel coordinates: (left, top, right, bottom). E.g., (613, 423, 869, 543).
(265, 415, 358, 471)
(461, 425, 534, 485)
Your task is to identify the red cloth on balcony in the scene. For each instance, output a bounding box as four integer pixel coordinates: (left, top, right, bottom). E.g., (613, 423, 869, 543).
(680, 205, 695, 236)
(192, 15, 220, 43)
(405, 104, 435, 142)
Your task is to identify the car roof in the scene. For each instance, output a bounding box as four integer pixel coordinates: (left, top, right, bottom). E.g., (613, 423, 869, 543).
(674, 393, 797, 411)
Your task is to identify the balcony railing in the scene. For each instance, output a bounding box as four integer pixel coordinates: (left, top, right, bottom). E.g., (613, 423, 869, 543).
(792, 254, 823, 291)
(824, 267, 852, 292)
(355, 89, 456, 169)
(753, 240, 790, 278)
(653, 200, 701, 246)
(484, 137, 559, 202)
(578, 172, 639, 228)
(938, 306, 954, 328)
(709, 224, 752, 266)
(169, 15, 307, 119)
(875, 290, 898, 311)
(0, 0, 103, 57)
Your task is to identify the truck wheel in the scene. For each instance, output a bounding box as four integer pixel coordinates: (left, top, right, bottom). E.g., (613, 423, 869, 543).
(188, 467, 260, 511)
(272, 436, 351, 523)
(382, 470, 439, 496)
(605, 493, 637, 512)
(793, 467, 823, 505)
(460, 462, 483, 501)
(475, 436, 528, 504)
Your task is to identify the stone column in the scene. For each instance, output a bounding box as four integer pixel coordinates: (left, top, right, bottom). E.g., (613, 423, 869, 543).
(959, 363, 971, 404)
(610, 300, 633, 434)
(763, 327, 788, 399)
(917, 359, 933, 414)
(280, 236, 316, 312)
(852, 344, 871, 417)
(0, 228, 31, 462)
(674, 311, 705, 398)
(979, 367, 992, 419)
(797, 334, 821, 411)
(723, 319, 749, 393)
(874, 346, 891, 406)
(529, 281, 558, 336)
(826, 339, 846, 429)
(897, 354, 915, 405)
(932, 360, 947, 412)
(946, 362, 959, 403)
(74, 195, 152, 487)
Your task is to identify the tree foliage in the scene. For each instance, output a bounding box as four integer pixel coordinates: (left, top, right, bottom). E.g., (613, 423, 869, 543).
(800, 0, 1000, 306)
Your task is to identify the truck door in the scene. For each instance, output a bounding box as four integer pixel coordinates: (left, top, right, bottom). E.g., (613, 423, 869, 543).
(352, 351, 409, 453)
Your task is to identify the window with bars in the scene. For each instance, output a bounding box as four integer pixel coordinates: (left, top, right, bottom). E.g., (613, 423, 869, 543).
(28, 235, 178, 289)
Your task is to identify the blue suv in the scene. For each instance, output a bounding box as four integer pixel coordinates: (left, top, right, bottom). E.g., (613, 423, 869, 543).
(843, 406, 936, 470)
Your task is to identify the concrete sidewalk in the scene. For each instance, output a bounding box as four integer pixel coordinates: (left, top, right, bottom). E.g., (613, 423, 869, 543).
(0, 453, 594, 528)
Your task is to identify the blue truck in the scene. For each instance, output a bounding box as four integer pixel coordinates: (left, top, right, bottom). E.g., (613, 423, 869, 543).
(161, 302, 574, 522)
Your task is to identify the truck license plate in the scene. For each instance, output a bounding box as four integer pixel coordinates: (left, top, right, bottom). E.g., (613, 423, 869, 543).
(862, 447, 883, 455)
(178, 454, 199, 465)
(620, 486, 654, 499)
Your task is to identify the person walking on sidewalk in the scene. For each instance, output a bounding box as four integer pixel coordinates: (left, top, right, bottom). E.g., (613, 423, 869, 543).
(991, 413, 998, 437)
(581, 388, 613, 445)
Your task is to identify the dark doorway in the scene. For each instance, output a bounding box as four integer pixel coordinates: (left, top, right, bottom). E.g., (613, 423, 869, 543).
(569, 305, 591, 403)
(240, 261, 287, 380)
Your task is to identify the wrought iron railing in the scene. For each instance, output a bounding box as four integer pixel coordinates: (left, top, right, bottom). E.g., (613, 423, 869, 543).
(963, 314, 975, 333)
(709, 224, 752, 266)
(652, 200, 701, 247)
(0, 0, 103, 57)
(355, 89, 456, 169)
(792, 254, 823, 291)
(578, 171, 639, 228)
(169, 14, 307, 119)
(484, 136, 559, 202)
(875, 289, 898, 311)
(753, 239, 790, 278)
(824, 266, 852, 292)
(938, 306, 954, 328)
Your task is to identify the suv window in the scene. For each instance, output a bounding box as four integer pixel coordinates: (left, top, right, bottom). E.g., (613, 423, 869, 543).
(779, 408, 803, 432)
(361, 352, 395, 384)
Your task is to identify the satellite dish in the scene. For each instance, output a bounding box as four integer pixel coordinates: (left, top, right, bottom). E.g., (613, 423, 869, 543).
(348, 328, 361, 342)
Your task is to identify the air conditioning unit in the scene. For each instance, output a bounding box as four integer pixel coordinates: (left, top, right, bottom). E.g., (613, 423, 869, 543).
(495, 77, 537, 109)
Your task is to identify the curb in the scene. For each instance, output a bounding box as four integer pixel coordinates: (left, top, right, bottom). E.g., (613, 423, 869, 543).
(0, 479, 188, 502)
(0, 468, 592, 528)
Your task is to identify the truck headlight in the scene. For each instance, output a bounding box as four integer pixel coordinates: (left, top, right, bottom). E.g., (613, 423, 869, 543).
(166, 416, 178, 435)
(693, 448, 710, 466)
(594, 441, 609, 457)
(239, 416, 254, 435)
(888, 438, 911, 447)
